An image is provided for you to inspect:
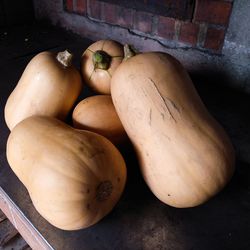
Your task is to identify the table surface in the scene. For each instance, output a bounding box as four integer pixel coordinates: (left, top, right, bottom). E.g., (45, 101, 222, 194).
(1, 23, 250, 250)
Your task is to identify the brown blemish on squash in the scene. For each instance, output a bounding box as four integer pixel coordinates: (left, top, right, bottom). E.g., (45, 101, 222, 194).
(96, 181, 113, 202)
(79, 140, 105, 158)
(117, 177, 120, 182)
(89, 148, 106, 159)
(87, 203, 90, 210)
(79, 146, 84, 152)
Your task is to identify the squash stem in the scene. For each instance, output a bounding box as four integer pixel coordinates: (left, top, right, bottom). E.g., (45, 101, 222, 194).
(56, 50, 73, 67)
(92, 50, 112, 70)
(96, 181, 113, 201)
(123, 44, 136, 61)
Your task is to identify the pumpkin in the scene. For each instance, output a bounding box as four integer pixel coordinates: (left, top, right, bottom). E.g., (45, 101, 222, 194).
(72, 95, 127, 144)
(111, 45, 235, 208)
(6, 116, 127, 230)
(81, 40, 123, 94)
(4, 50, 82, 130)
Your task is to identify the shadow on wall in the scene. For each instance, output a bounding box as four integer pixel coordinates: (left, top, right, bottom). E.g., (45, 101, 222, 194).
(191, 71, 250, 164)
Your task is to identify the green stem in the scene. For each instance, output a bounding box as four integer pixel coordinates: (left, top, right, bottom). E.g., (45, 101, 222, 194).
(92, 50, 112, 70)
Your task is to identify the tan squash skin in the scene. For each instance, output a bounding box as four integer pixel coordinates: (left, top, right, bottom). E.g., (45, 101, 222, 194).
(5, 51, 82, 130)
(81, 40, 124, 94)
(111, 51, 235, 208)
(72, 95, 127, 144)
(6, 116, 127, 230)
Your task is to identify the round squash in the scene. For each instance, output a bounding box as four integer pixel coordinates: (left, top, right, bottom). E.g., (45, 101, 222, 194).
(72, 95, 126, 144)
(6, 116, 127, 230)
(5, 50, 82, 130)
(81, 40, 123, 94)
(111, 45, 235, 208)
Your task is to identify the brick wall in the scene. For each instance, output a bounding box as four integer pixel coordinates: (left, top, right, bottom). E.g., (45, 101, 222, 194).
(64, 0, 233, 54)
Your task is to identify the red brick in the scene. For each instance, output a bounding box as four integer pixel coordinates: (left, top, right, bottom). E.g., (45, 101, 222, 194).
(75, 0, 87, 15)
(204, 27, 226, 51)
(117, 7, 134, 29)
(157, 16, 175, 40)
(179, 22, 199, 46)
(65, 0, 73, 12)
(102, 2, 116, 23)
(193, 0, 232, 25)
(102, 3, 134, 29)
(87, 0, 102, 20)
(134, 11, 153, 34)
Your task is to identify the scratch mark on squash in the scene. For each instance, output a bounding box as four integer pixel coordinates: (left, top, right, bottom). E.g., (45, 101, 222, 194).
(167, 97, 180, 113)
(163, 133, 171, 141)
(149, 108, 152, 125)
(148, 77, 180, 123)
(128, 74, 136, 80)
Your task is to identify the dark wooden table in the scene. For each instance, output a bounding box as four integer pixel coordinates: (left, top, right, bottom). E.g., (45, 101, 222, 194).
(1, 23, 250, 250)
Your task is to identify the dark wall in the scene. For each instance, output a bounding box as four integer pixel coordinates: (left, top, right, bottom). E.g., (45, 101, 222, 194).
(0, 0, 34, 27)
(101, 0, 195, 20)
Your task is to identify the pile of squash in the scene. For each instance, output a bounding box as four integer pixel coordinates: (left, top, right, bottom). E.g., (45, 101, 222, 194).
(4, 39, 235, 231)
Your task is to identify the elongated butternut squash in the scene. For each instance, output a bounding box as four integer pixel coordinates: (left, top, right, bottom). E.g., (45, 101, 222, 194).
(5, 50, 82, 130)
(111, 45, 235, 208)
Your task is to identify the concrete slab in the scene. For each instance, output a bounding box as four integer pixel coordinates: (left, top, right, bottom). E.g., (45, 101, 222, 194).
(0, 23, 250, 250)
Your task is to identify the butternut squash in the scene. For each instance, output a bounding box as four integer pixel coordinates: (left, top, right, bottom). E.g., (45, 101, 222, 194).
(6, 116, 127, 230)
(81, 40, 123, 94)
(5, 50, 82, 130)
(111, 45, 235, 208)
(72, 95, 126, 144)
